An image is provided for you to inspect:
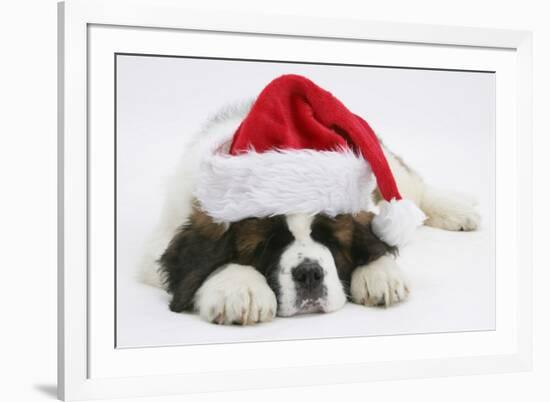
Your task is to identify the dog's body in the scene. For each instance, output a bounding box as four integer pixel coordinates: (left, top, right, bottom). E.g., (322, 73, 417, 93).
(140, 103, 480, 325)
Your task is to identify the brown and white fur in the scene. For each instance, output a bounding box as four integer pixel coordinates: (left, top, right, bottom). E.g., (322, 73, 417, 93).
(139, 103, 480, 325)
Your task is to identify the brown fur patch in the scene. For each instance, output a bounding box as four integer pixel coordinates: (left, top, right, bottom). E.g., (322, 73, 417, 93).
(323, 212, 375, 247)
(353, 211, 375, 226)
(232, 218, 270, 258)
(231, 217, 288, 261)
(189, 201, 227, 240)
(329, 215, 354, 247)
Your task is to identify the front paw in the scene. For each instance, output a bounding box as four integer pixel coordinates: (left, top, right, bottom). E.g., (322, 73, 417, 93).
(350, 255, 409, 307)
(194, 264, 277, 325)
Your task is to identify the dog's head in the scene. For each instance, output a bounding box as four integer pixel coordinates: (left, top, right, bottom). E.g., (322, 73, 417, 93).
(160, 207, 395, 317)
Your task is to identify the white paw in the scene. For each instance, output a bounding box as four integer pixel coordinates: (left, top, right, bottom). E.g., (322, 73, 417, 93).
(425, 203, 480, 231)
(350, 256, 409, 307)
(422, 188, 480, 231)
(194, 264, 277, 325)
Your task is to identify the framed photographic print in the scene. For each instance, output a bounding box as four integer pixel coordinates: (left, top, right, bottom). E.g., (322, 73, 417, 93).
(58, 0, 533, 400)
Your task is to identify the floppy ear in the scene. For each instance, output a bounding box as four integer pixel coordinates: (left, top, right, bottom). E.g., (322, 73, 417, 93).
(311, 213, 396, 295)
(350, 212, 397, 267)
(159, 207, 234, 312)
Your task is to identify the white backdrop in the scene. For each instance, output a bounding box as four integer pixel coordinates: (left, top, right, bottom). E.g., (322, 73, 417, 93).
(116, 55, 496, 347)
(2, 0, 549, 401)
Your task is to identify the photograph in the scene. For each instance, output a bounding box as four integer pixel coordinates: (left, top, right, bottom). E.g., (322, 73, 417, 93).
(1, 0, 539, 399)
(115, 54, 496, 348)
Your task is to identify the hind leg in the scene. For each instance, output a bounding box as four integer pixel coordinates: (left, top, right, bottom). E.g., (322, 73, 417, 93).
(420, 186, 480, 231)
(383, 146, 480, 231)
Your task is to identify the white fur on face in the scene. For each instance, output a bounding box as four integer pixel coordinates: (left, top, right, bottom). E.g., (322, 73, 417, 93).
(276, 214, 347, 317)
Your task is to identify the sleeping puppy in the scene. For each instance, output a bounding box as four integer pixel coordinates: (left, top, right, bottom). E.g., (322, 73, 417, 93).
(160, 207, 397, 323)
(141, 103, 480, 325)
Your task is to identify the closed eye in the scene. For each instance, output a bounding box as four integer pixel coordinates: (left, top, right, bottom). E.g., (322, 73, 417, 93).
(310, 222, 340, 249)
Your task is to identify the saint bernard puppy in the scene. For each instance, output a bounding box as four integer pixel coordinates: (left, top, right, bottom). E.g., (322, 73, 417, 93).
(140, 101, 480, 325)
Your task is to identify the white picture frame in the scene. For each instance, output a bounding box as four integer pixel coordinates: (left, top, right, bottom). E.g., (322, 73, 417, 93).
(58, 0, 533, 400)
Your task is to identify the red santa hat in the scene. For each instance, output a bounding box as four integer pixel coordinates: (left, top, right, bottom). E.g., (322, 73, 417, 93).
(194, 74, 425, 246)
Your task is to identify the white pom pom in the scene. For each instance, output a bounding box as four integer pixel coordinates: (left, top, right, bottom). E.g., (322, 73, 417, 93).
(372, 199, 426, 246)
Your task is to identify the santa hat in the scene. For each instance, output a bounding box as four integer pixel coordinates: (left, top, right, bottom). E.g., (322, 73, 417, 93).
(194, 74, 425, 246)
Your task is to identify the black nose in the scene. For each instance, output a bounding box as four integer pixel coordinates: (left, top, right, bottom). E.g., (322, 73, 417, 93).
(292, 260, 324, 291)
